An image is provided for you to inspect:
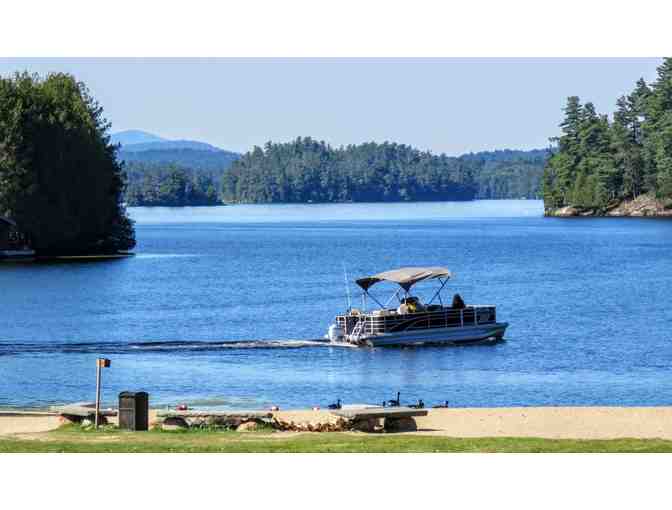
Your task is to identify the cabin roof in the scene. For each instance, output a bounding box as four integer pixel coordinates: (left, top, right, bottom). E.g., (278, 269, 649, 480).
(356, 266, 451, 291)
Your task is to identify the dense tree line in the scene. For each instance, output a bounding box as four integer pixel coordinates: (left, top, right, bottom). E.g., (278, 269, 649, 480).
(119, 147, 239, 171)
(0, 73, 135, 255)
(222, 137, 479, 203)
(462, 150, 548, 199)
(124, 162, 221, 206)
(543, 58, 672, 212)
(123, 144, 548, 206)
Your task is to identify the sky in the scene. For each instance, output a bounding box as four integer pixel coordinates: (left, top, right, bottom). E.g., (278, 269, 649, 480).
(0, 58, 663, 156)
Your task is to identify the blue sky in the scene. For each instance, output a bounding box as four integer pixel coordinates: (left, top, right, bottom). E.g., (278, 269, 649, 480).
(0, 58, 662, 155)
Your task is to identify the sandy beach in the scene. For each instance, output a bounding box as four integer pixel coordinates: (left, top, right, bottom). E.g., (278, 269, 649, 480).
(275, 407, 672, 439)
(2, 407, 672, 440)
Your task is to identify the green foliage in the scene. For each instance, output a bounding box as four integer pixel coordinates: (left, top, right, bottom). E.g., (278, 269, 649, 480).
(544, 58, 672, 212)
(124, 162, 221, 206)
(223, 137, 478, 203)
(124, 144, 547, 205)
(3, 428, 672, 452)
(0, 72, 135, 254)
(223, 137, 543, 204)
(118, 147, 239, 171)
(462, 149, 549, 199)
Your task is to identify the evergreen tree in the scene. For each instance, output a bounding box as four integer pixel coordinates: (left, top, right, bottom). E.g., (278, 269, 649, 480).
(0, 72, 135, 254)
(612, 94, 644, 198)
(643, 58, 672, 198)
(124, 162, 222, 206)
(222, 137, 478, 204)
(543, 58, 672, 213)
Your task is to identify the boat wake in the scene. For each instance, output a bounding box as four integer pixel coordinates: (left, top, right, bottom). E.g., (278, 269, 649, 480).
(0, 338, 349, 356)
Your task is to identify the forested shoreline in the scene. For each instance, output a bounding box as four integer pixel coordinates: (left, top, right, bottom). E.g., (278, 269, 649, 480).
(124, 162, 221, 206)
(466, 149, 548, 200)
(222, 138, 477, 203)
(0, 73, 135, 255)
(543, 57, 672, 216)
(123, 140, 547, 206)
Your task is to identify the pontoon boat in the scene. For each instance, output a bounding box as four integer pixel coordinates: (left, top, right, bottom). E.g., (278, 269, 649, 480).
(326, 266, 508, 347)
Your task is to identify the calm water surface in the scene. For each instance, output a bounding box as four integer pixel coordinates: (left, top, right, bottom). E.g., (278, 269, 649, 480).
(2, 200, 671, 409)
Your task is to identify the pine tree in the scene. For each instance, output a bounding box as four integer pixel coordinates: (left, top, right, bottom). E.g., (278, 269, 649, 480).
(543, 96, 584, 207)
(612, 92, 646, 199)
(544, 58, 672, 213)
(642, 58, 672, 198)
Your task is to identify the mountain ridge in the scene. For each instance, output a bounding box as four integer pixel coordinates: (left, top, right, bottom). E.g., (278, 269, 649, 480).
(111, 129, 167, 145)
(111, 129, 229, 153)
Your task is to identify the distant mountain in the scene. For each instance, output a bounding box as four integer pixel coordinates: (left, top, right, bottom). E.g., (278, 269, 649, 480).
(120, 148, 239, 170)
(112, 129, 227, 153)
(119, 140, 223, 153)
(111, 130, 166, 146)
(111, 129, 241, 171)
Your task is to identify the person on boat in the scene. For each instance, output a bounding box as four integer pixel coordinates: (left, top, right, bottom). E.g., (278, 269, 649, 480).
(396, 301, 409, 314)
(451, 293, 466, 309)
(397, 296, 423, 314)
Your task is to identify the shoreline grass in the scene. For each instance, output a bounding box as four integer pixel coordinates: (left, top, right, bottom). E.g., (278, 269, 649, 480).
(2, 427, 672, 452)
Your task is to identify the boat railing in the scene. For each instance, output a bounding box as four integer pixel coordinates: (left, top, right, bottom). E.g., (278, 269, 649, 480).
(337, 305, 497, 336)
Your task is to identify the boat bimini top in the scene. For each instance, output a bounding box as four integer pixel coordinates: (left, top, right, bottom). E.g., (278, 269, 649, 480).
(355, 266, 452, 292)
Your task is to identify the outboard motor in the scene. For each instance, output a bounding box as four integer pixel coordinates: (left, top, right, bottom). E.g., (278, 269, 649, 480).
(327, 324, 344, 342)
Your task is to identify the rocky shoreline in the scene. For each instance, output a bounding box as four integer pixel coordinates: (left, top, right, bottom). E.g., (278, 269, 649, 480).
(546, 193, 672, 218)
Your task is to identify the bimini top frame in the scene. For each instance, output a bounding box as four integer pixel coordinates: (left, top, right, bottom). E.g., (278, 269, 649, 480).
(356, 266, 452, 291)
(354, 266, 452, 310)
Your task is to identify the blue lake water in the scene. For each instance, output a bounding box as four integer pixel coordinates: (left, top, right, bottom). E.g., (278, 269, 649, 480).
(2, 200, 672, 409)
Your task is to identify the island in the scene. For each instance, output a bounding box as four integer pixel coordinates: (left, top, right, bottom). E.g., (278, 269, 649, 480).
(221, 138, 546, 204)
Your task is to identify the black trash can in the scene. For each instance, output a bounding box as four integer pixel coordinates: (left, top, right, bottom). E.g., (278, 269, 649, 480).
(118, 391, 149, 431)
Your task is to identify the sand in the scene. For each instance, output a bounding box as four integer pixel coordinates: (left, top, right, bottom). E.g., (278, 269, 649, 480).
(0, 412, 63, 436)
(275, 407, 672, 439)
(2, 407, 672, 439)
(414, 407, 672, 439)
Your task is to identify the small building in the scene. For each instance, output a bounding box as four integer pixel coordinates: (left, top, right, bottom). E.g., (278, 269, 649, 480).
(0, 216, 34, 260)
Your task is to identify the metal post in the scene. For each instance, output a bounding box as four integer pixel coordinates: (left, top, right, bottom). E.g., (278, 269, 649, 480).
(94, 358, 110, 429)
(95, 361, 102, 429)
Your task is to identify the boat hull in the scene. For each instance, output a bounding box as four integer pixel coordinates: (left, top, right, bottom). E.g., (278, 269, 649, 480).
(0, 249, 35, 261)
(352, 322, 508, 347)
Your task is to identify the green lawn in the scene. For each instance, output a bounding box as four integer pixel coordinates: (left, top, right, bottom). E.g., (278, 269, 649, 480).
(2, 426, 672, 452)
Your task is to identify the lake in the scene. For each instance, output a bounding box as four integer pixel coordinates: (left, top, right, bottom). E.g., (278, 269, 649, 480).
(1, 200, 671, 409)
